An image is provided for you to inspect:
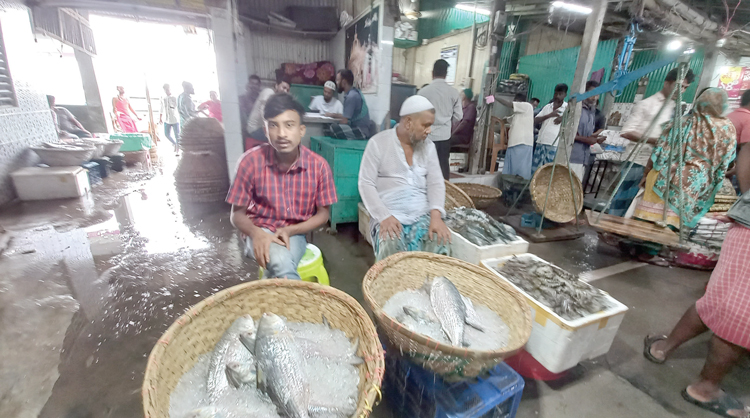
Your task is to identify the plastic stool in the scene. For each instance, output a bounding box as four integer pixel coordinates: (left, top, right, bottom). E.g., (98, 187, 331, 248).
(259, 243, 329, 285)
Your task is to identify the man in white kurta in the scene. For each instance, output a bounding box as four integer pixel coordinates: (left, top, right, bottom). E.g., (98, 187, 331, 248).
(359, 96, 452, 261)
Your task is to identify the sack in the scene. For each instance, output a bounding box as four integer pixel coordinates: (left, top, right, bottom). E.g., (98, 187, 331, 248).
(727, 192, 750, 228)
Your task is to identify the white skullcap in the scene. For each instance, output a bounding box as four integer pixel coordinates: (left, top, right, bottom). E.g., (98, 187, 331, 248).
(324, 81, 336, 90)
(399, 95, 435, 116)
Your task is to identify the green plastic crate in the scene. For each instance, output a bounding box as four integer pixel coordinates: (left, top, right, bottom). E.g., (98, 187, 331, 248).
(110, 133, 152, 152)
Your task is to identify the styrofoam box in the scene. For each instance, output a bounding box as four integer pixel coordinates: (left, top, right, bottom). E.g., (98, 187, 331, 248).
(481, 253, 628, 373)
(11, 166, 91, 201)
(358, 202, 372, 246)
(450, 230, 529, 265)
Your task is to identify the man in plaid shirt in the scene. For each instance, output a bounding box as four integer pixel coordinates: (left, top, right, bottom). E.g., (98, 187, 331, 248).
(227, 94, 337, 280)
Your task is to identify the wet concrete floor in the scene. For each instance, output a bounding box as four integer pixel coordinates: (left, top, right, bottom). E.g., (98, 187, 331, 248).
(0, 148, 746, 418)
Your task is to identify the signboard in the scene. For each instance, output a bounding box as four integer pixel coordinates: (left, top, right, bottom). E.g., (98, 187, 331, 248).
(718, 66, 745, 98)
(440, 45, 459, 85)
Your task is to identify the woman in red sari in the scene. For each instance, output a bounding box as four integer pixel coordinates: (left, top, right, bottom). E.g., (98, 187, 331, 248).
(644, 141, 750, 418)
(112, 86, 141, 133)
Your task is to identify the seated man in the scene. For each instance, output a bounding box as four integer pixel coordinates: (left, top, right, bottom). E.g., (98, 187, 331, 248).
(48, 95, 91, 139)
(325, 69, 373, 140)
(309, 81, 343, 114)
(359, 95, 452, 262)
(227, 94, 337, 279)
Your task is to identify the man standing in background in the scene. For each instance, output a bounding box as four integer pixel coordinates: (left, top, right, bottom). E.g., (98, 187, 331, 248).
(178, 81, 199, 127)
(239, 75, 262, 138)
(418, 59, 462, 180)
(570, 81, 605, 181)
(160, 84, 180, 153)
(496, 93, 534, 180)
(533, 83, 568, 171)
(246, 74, 291, 142)
(450, 88, 477, 147)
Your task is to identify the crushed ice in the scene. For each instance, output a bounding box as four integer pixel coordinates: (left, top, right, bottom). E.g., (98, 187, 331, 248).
(169, 319, 361, 418)
(383, 289, 510, 351)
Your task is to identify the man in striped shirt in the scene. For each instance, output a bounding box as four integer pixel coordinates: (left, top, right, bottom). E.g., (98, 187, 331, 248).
(227, 94, 337, 279)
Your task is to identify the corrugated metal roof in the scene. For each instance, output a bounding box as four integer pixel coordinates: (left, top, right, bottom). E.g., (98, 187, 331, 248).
(247, 32, 332, 79)
(417, 6, 490, 41)
(239, 0, 342, 20)
(518, 39, 619, 106)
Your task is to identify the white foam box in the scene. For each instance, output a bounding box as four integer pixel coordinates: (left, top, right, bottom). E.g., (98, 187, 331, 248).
(358, 202, 372, 246)
(449, 229, 529, 265)
(11, 166, 91, 201)
(481, 253, 628, 373)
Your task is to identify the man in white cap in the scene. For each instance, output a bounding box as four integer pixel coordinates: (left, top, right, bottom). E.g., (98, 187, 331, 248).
(309, 81, 343, 115)
(359, 95, 451, 261)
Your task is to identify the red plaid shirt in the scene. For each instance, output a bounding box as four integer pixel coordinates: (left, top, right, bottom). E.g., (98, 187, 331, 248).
(226, 145, 337, 231)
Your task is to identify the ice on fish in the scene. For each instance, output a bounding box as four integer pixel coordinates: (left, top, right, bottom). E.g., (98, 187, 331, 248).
(170, 314, 361, 418)
(383, 279, 510, 351)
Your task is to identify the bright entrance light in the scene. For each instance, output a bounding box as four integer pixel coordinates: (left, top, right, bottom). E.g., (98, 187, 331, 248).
(666, 40, 683, 50)
(550, 1, 592, 14)
(455, 4, 492, 16)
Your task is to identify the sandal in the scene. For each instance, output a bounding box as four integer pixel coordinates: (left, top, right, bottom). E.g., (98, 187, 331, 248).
(682, 388, 750, 418)
(643, 334, 668, 364)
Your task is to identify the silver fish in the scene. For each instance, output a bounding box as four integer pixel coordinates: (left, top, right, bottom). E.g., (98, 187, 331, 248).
(461, 295, 485, 332)
(402, 306, 435, 325)
(425, 276, 467, 346)
(207, 315, 255, 403)
(254, 313, 310, 418)
(226, 361, 257, 388)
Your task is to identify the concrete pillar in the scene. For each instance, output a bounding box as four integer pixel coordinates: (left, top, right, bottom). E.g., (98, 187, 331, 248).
(696, 46, 720, 95)
(74, 14, 107, 133)
(210, 4, 246, 180)
(556, 0, 607, 164)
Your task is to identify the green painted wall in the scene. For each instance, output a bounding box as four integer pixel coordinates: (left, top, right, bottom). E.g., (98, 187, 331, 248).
(615, 48, 705, 103)
(517, 39, 619, 106)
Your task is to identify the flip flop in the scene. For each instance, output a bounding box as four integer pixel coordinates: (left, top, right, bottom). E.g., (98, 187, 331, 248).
(681, 388, 750, 418)
(643, 334, 668, 364)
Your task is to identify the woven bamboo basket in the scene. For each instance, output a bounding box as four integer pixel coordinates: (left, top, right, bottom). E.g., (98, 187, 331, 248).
(362, 252, 532, 381)
(454, 183, 503, 209)
(530, 163, 583, 223)
(143, 280, 384, 418)
(444, 180, 476, 211)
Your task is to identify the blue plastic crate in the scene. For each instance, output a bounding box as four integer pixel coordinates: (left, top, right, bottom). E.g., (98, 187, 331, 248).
(384, 353, 524, 418)
(81, 161, 102, 186)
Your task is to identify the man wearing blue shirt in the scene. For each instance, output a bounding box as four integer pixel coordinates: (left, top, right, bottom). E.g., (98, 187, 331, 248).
(325, 69, 373, 140)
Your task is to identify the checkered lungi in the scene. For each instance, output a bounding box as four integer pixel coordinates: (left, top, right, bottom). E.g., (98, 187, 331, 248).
(325, 123, 367, 140)
(607, 164, 644, 217)
(532, 143, 557, 172)
(696, 224, 750, 349)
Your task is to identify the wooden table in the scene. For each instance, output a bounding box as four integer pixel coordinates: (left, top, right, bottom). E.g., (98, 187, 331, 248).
(586, 210, 682, 247)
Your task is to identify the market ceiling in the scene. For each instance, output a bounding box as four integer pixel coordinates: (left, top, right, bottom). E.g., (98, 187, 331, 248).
(426, 0, 750, 53)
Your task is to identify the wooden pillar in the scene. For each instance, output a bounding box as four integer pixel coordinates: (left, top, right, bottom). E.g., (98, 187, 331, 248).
(555, 0, 608, 164)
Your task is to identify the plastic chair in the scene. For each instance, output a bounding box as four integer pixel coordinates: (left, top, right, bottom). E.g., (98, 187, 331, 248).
(259, 243, 330, 285)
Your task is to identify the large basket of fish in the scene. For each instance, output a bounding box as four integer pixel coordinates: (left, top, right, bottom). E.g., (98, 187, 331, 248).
(143, 279, 385, 418)
(445, 207, 529, 265)
(481, 254, 628, 373)
(362, 252, 532, 381)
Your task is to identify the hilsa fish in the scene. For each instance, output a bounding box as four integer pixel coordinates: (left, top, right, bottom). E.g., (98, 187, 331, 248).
(207, 316, 256, 404)
(254, 313, 311, 418)
(421, 276, 484, 347)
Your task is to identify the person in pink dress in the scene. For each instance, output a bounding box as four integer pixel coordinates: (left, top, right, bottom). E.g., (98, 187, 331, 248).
(644, 137, 750, 418)
(198, 91, 223, 122)
(112, 86, 141, 133)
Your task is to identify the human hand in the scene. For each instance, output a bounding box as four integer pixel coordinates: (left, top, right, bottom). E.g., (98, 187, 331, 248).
(274, 227, 291, 250)
(596, 135, 606, 144)
(379, 216, 403, 241)
(251, 230, 285, 269)
(428, 215, 452, 245)
(554, 116, 563, 125)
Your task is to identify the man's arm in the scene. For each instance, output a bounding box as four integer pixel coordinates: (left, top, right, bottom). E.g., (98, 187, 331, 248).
(279, 206, 330, 237)
(425, 143, 450, 244)
(737, 140, 750, 193)
(619, 102, 658, 145)
(494, 95, 514, 108)
(230, 205, 284, 267)
(534, 105, 556, 124)
(358, 141, 391, 222)
(452, 94, 463, 124)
